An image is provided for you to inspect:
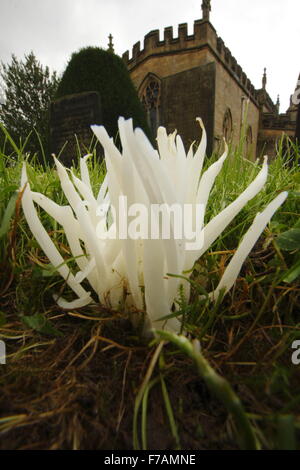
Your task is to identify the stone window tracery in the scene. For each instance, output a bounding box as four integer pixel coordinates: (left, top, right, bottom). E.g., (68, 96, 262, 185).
(245, 125, 253, 157)
(139, 75, 161, 136)
(223, 108, 233, 142)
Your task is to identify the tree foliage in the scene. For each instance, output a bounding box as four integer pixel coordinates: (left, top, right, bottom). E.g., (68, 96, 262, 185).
(0, 51, 59, 160)
(55, 47, 150, 141)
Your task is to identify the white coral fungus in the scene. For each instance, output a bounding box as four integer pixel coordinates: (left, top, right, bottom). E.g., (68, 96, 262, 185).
(20, 117, 287, 333)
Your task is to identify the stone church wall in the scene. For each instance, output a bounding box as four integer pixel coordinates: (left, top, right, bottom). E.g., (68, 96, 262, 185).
(161, 62, 216, 155)
(214, 61, 260, 159)
(125, 18, 260, 158)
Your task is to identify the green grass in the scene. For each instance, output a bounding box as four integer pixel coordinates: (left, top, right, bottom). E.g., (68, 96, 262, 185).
(0, 127, 299, 450)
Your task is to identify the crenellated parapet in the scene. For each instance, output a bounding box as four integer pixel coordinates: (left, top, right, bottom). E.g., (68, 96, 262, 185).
(123, 18, 258, 103)
(122, 20, 211, 66)
(216, 36, 257, 100)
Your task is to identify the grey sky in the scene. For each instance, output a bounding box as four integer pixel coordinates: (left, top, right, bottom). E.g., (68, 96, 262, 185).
(0, 0, 299, 112)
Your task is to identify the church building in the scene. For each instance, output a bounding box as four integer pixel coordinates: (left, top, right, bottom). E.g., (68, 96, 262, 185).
(122, 1, 298, 158)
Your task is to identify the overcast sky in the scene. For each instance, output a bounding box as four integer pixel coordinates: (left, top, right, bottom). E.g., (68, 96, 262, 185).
(0, 0, 299, 112)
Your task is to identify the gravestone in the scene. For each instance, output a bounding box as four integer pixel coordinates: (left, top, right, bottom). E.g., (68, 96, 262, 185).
(50, 91, 102, 166)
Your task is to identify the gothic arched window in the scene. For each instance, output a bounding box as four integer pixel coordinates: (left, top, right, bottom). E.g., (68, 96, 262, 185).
(139, 74, 161, 137)
(245, 125, 253, 157)
(223, 108, 233, 143)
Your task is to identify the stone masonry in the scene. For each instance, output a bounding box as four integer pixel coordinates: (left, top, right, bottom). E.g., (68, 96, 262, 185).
(122, 2, 297, 159)
(50, 91, 102, 166)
